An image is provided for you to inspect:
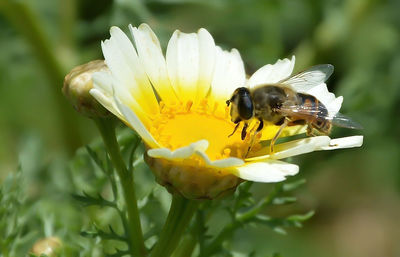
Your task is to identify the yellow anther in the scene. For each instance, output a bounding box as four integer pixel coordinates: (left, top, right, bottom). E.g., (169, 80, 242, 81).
(185, 100, 193, 112)
(212, 102, 218, 115)
(225, 106, 230, 119)
(223, 148, 231, 157)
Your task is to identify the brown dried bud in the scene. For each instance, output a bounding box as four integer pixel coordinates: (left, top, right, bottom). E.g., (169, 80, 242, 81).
(30, 236, 62, 257)
(63, 60, 110, 118)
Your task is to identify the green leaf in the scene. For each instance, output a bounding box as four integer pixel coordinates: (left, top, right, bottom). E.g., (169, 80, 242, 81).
(81, 224, 126, 242)
(105, 248, 130, 257)
(72, 191, 117, 208)
(272, 196, 297, 205)
(282, 179, 306, 192)
(287, 211, 315, 222)
(272, 226, 287, 235)
(86, 145, 110, 175)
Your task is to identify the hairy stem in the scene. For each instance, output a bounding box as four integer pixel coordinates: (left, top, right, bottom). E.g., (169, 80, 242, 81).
(95, 118, 146, 257)
(149, 195, 199, 257)
(171, 233, 197, 257)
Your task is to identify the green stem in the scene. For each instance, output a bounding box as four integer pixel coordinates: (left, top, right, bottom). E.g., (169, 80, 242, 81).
(59, 0, 77, 52)
(95, 119, 146, 257)
(150, 195, 199, 257)
(171, 234, 197, 257)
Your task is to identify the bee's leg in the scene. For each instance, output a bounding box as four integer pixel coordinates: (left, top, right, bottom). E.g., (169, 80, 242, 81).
(270, 118, 289, 154)
(241, 123, 249, 140)
(245, 119, 264, 158)
(256, 119, 264, 132)
(306, 125, 313, 136)
(228, 122, 241, 137)
(306, 124, 319, 136)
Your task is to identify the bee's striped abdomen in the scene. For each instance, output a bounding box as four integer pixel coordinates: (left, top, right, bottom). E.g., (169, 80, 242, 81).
(296, 93, 328, 119)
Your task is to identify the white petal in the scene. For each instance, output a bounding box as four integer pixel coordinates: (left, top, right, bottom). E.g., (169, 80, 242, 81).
(233, 160, 299, 183)
(90, 88, 124, 120)
(246, 136, 331, 161)
(211, 47, 246, 100)
(166, 32, 179, 94)
(130, 24, 178, 104)
(166, 30, 200, 102)
(248, 56, 295, 89)
(92, 71, 113, 95)
(327, 96, 343, 117)
(196, 28, 216, 101)
(304, 83, 342, 116)
(317, 135, 363, 150)
(115, 99, 159, 149)
(148, 140, 209, 159)
(92, 71, 129, 103)
(147, 139, 244, 168)
(92, 71, 151, 125)
(195, 150, 244, 168)
(102, 26, 159, 115)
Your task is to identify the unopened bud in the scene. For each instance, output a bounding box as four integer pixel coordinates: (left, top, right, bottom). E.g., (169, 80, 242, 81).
(30, 236, 62, 257)
(63, 60, 110, 118)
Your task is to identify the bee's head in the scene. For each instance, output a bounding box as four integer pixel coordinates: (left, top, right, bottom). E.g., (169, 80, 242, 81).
(226, 87, 254, 123)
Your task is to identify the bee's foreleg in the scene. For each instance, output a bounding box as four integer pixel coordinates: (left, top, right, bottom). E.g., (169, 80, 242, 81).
(228, 122, 241, 137)
(270, 118, 289, 154)
(241, 123, 248, 140)
(245, 119, 263, 158)
(256, 119, 264, 132)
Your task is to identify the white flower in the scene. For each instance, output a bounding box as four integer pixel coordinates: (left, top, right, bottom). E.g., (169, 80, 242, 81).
(90, 24, 363, 199)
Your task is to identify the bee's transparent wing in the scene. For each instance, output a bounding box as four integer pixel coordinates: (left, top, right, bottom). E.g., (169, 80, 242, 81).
(277, 104, 363, 130)
(331, 112, 363, 130)
(280, 64, 334, 91)
(277, 104, 322, 118)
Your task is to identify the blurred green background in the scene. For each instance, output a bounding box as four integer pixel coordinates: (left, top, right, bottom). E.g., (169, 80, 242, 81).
(0, 0, 399, 256)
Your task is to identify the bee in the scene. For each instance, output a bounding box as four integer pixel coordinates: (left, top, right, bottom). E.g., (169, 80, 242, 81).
(226, 64, 362, 153)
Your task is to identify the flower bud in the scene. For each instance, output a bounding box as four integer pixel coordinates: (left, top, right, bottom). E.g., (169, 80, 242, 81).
(63, 60, 110, 118)
(30, 236, 62, 257)
(145, 153, 242, 199)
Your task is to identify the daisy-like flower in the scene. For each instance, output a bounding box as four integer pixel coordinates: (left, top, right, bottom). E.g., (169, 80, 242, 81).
(90, 24, 363, 199)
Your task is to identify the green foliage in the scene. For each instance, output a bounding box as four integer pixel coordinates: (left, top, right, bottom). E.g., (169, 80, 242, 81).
(191, 180, 313, 257)
(0, 136, 103, 257)
(0, 126, 311, 257)
(0, 167, 36, 257)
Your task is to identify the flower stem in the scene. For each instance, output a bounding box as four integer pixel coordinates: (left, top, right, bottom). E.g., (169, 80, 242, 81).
(171, 233, 197, 257)
(94, 118, 146, 257)
(150, 195, 199, 257)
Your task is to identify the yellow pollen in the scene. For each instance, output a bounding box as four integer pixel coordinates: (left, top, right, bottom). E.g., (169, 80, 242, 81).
(149, 100, 261, 160)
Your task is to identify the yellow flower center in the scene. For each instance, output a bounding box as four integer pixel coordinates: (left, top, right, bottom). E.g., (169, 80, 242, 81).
(149, 99, 267, 160)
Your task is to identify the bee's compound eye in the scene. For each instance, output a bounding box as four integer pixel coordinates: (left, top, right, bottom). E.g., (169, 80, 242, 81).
(226, 100, 230, 106)
(237, 96, 254, 120)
